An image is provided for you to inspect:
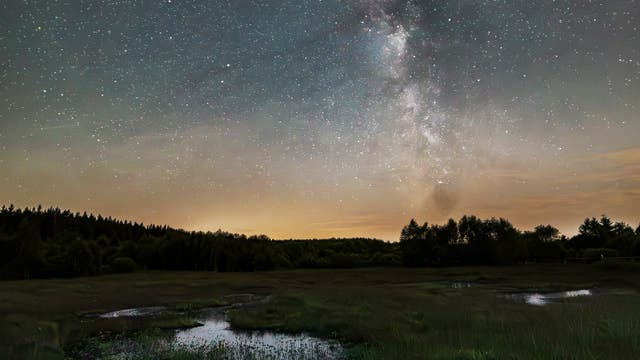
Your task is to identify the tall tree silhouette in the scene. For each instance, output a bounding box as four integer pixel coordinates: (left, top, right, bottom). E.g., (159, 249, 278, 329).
(0, 204, 638, 279)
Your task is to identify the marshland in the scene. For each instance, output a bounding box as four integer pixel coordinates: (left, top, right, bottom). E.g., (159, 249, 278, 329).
(2, 264, 639, 359)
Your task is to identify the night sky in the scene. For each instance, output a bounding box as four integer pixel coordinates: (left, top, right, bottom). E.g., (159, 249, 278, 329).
(1, 0, 639, 240)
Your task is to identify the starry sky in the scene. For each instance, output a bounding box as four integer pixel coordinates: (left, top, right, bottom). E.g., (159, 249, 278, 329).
(1, 0, 639, 240)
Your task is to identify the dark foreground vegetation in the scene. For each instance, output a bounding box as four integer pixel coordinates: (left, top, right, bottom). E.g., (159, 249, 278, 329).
(1, 266, 639, 359)
(1, 204, 639, 279)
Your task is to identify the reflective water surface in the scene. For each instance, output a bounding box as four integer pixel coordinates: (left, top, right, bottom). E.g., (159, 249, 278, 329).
(504, 289, 593, 306)
(98, 306, 166, 318)
(91, 306, 342, 359)
(174, 309, 343, 359)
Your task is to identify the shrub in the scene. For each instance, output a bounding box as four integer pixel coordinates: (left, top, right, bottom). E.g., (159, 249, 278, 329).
(111, 257, 137, 273)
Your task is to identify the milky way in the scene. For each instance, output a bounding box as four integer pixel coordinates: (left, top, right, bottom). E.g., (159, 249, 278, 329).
(1, 0, 639, 239)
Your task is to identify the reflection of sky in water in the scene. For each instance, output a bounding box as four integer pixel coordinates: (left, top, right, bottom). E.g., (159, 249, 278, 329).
(525, 294, 547, 306)
(99, 306, 166, 318)
(516, 289, 592, 306)
(564, 290, 592, 298)
(174, 312, 342, 359)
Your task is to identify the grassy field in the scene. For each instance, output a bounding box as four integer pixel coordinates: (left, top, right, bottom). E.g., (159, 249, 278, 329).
(1, 264, 639, 359)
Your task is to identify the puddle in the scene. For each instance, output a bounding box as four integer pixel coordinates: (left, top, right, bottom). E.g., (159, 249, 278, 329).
(80, 306, 342, 359)
(174, 309, 342, 359)
(503, 289, 593, 306)
(98, 306, 166, 318)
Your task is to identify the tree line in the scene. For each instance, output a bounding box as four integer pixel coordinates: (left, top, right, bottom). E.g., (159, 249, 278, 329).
(0, 205, 397, 279)
(0, 204, 638, 279)
(399, 215, 640, 266)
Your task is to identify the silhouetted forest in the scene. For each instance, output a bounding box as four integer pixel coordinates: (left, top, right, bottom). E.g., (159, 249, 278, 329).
(399, 216, 640, 266)
(1, 204, 639, 280)
(0, 205, 396, 279)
